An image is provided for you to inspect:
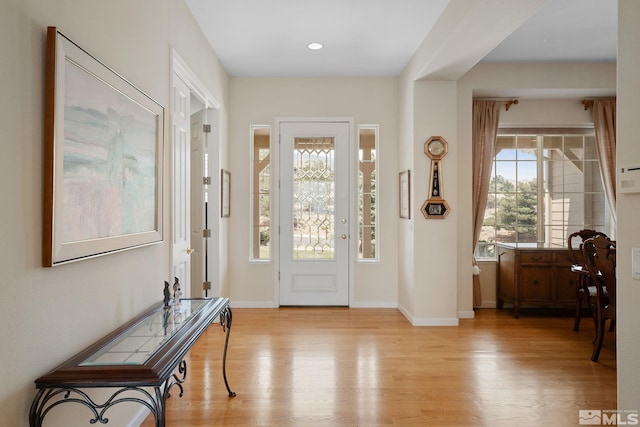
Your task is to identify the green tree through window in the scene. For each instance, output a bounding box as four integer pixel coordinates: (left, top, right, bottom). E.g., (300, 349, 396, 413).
(477, 131, 607, 258)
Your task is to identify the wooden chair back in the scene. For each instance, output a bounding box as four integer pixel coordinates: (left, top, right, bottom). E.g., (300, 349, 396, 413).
(582, 234, 616, 361)
(567, 229, 607, 265)
(582, 235, 616, 310)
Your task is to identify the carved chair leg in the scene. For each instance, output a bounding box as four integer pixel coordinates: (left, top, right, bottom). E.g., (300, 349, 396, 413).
(591, 324, 604, 362)
(573, 297, 582, 331)
(590, 302, 599, 343)
(591, 309, 605, 362)
(573, 276, 589, 332)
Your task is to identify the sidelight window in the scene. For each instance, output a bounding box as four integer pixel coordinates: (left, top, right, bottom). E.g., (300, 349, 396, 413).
(250, 125, 271, 260)
(358, 125, 378, 260)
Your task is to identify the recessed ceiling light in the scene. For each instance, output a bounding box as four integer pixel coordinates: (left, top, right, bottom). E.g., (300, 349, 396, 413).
(307, 42, 324, 50)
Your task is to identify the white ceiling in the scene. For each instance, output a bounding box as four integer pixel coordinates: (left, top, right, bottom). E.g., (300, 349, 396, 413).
(481, 0, 617, 64)
(184, 0, 617, 78)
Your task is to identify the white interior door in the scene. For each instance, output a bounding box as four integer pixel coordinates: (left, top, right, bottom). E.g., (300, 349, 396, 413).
(171, 75, 191, 296)
(279, 121, 350, 306)
(190, 109, 210, 298)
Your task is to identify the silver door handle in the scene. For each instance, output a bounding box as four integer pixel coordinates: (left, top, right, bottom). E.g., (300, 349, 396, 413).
(341, 234, 347, 240)
(187, 248, 195, 255)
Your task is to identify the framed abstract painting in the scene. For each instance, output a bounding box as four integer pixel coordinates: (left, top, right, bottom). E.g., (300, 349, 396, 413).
(43, 27, 164, 266)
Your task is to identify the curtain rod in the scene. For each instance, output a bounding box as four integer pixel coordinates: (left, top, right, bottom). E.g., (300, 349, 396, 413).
(504, 99, 519, 111)
(474, 98, 519, 111)
(582, 100, 594, 110)
(581, 97, 615, 110)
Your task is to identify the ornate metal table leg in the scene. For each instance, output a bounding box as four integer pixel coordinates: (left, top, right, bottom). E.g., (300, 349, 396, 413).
(220, 306, 236, 397)
(156, 359, 189, 426)
(29, 388, 46, 427)
(29, 386, 162, 427)
(154, 386, 164, 427)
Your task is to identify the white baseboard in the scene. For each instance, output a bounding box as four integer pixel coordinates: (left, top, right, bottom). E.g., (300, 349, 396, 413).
(458, 310, 475, 319)
(397, 303, 459, 326)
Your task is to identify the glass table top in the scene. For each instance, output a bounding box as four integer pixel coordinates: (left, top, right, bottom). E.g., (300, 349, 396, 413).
(79, 299, 207, 366)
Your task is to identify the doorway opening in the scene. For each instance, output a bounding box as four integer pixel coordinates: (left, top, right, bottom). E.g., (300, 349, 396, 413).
(171, 50, 221, 299)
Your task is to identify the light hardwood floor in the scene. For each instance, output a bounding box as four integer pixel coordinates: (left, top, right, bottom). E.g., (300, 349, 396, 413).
(141, 307, 616, 427)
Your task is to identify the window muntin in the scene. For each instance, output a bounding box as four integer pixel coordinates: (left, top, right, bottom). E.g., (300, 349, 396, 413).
(477, 130, 606, 259)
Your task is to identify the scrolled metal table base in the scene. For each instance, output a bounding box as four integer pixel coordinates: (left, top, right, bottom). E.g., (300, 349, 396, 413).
(29, 360, 187, 427)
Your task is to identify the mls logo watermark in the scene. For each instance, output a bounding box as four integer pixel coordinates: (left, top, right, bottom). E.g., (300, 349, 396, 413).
(579, 410, 639, 425)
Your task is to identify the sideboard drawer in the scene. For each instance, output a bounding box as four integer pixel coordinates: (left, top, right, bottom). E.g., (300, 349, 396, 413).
(520, 251, 553, 263)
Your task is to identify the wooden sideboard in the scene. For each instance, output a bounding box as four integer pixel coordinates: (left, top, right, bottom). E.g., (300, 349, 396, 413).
(497, 243, 577, 318)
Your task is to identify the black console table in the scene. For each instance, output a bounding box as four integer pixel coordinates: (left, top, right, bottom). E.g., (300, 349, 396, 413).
(29, 298, 235, 427)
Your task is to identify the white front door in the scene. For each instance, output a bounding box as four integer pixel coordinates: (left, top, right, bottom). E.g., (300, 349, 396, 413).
(279, 121, 350, 306)
(171, 75, 192, 296)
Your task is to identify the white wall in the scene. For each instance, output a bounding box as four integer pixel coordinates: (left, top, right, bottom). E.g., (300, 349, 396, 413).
(228, 77, 399, 307)
(617, 0, 640, 411)
(0, 1, 229, 425)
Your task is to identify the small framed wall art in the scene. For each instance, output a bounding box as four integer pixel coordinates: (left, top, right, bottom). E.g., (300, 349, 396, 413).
(221, 169, 231, 217)
(399, 170, 411, 219)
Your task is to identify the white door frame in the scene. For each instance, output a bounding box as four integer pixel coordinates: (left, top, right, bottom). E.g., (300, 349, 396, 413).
(170, 75, 192, 296)
(273, 117, 356, 307)
(170, 49, 222, 297)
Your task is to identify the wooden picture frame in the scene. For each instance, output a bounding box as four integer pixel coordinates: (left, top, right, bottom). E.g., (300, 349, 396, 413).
(221, 169, 231, 217)
(399, 170, 411, 219)
(43, 27, 164, 266)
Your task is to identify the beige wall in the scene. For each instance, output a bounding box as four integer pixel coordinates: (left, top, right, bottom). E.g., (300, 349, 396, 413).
(0, 0, 229, 425)
(397, 74, 417, 319)
(228, 77, 399, 307)
(409, 81, 461, 324)
(617, 0, 640, 411)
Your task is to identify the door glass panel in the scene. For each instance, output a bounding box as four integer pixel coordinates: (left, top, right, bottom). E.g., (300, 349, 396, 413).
(292, 137, 335, 260)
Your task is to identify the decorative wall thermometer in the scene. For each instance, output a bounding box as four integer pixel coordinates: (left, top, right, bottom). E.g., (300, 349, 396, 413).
(421, 136, 451, 219)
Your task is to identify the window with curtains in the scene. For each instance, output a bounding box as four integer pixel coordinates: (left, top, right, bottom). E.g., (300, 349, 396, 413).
(476, 128, 608, 259)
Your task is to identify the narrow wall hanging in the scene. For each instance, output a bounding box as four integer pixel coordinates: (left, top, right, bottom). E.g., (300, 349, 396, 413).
(421, 136, 450, 219)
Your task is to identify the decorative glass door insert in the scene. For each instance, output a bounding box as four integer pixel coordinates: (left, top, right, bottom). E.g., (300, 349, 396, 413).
(292, 137, 335, 260)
